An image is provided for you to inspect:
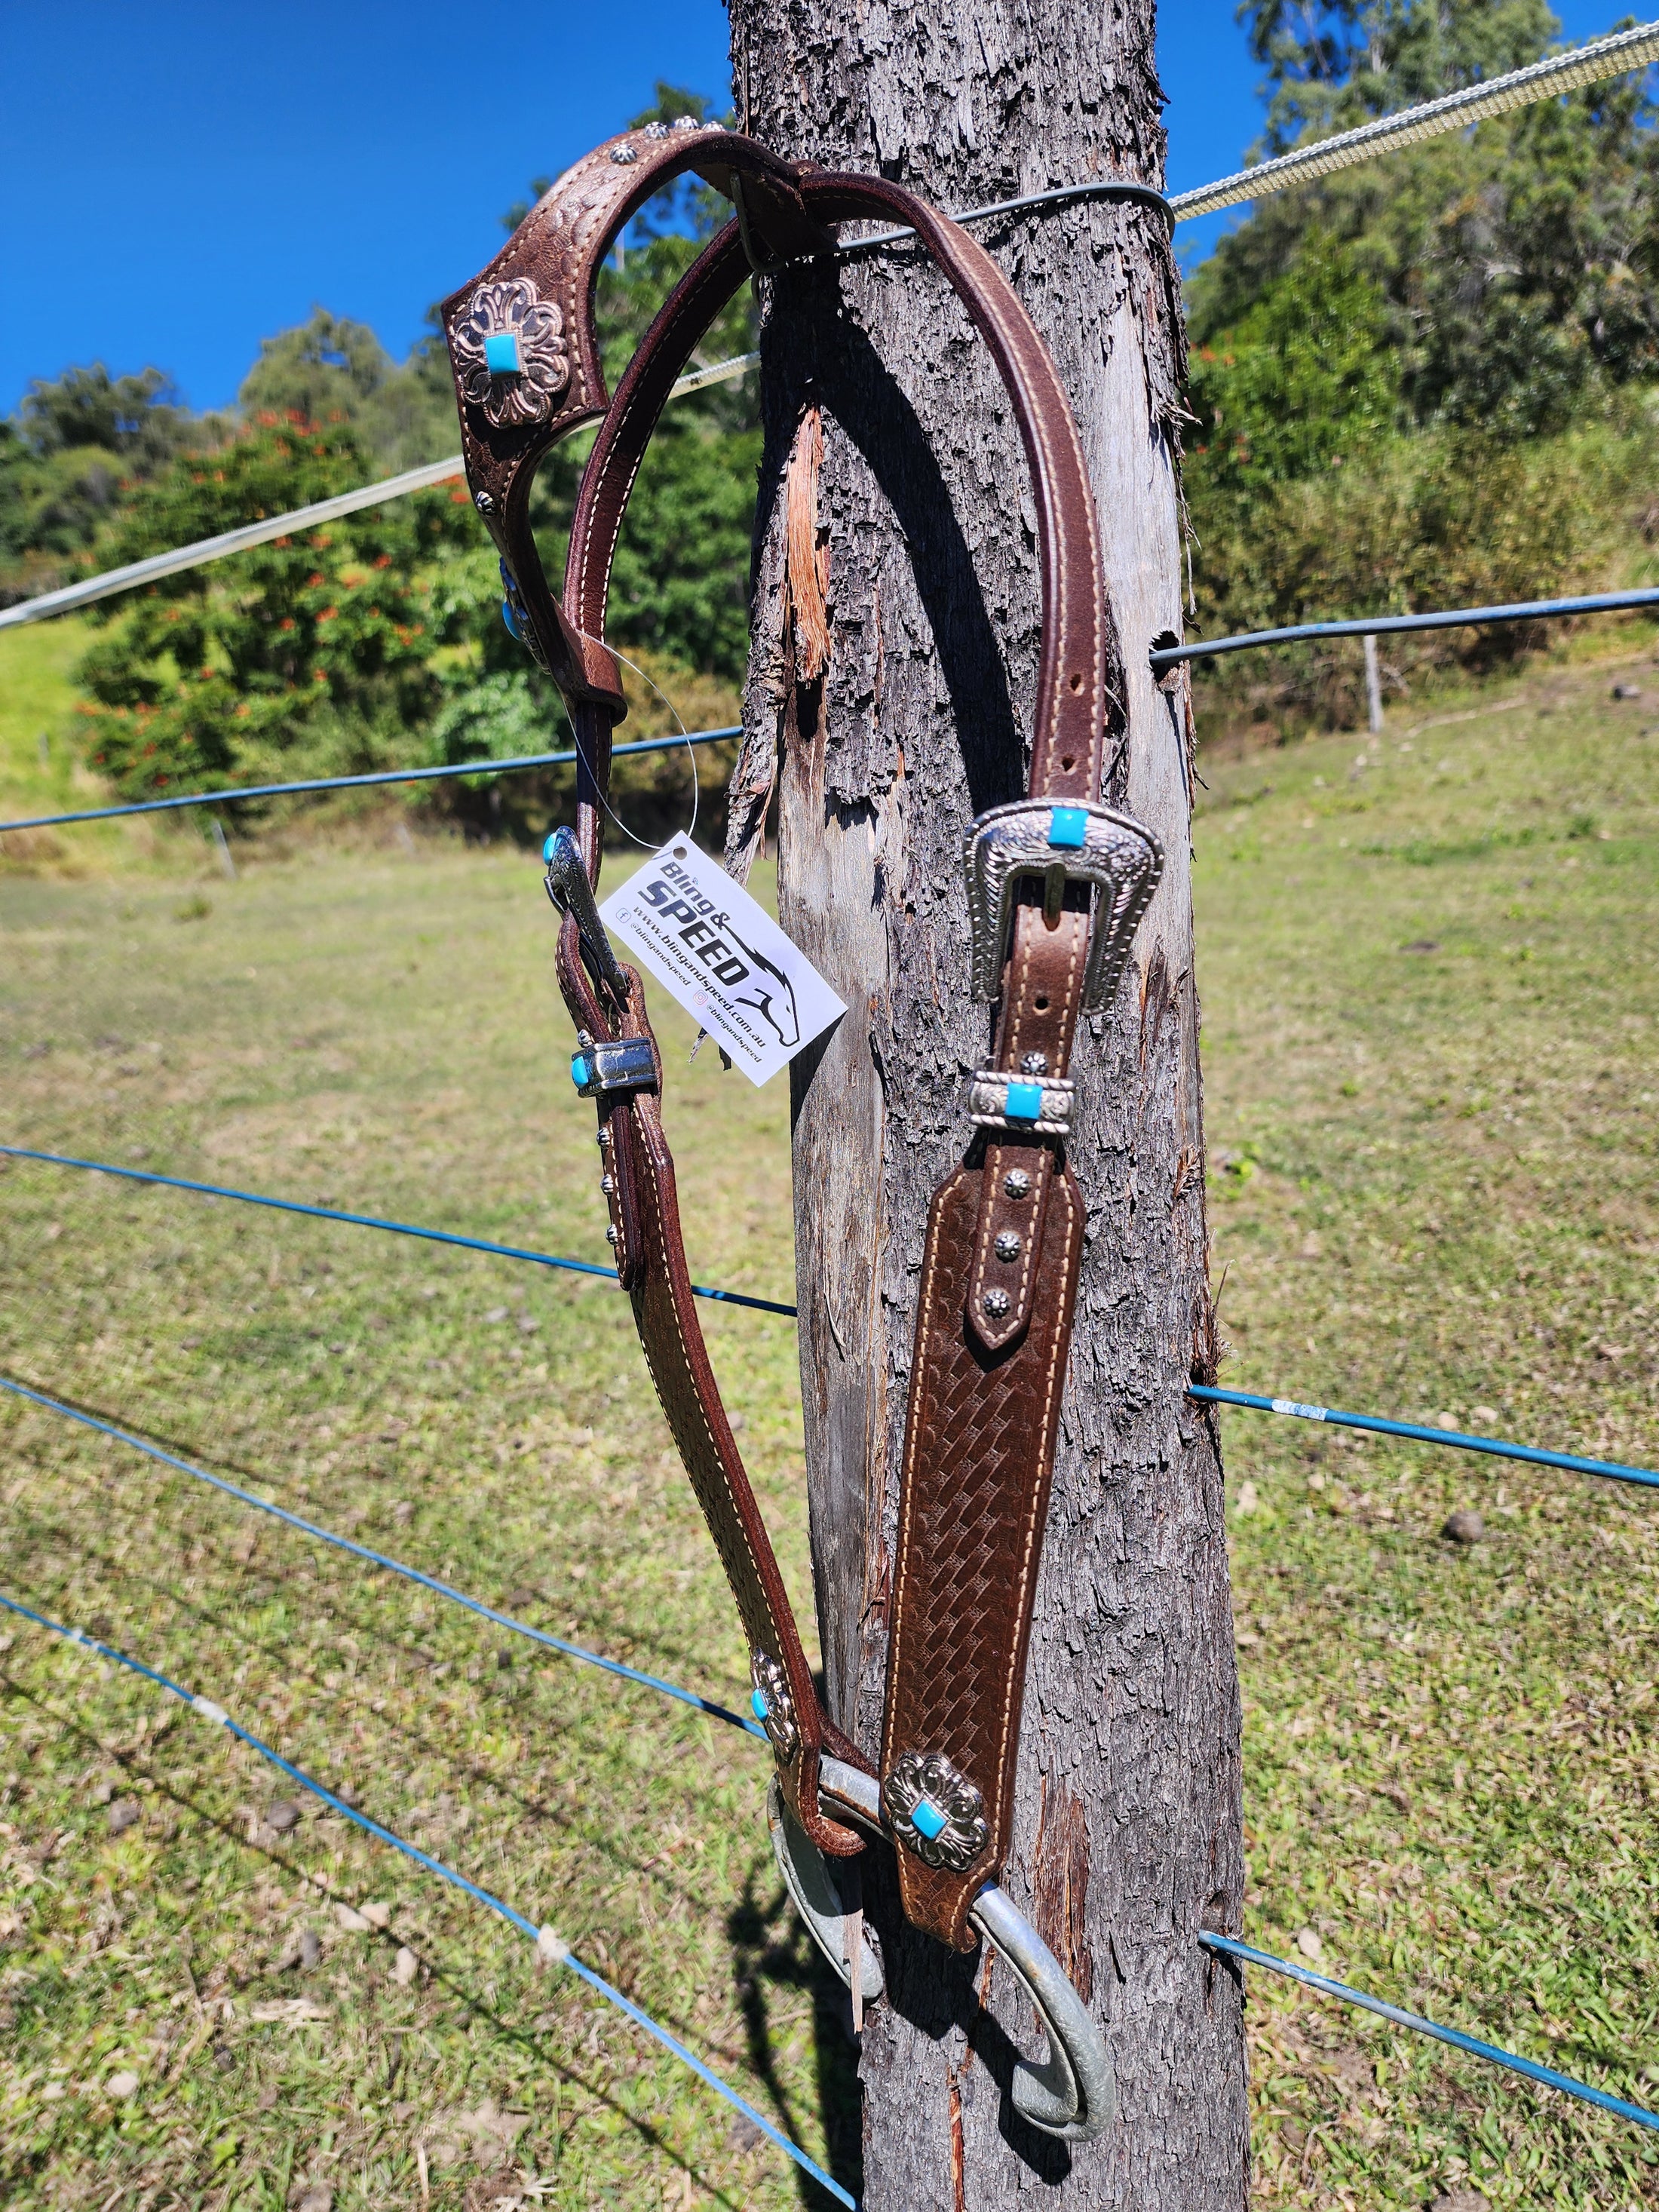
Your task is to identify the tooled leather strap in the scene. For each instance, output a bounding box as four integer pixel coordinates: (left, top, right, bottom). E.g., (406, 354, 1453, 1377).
(441, 130, 1162, 1925)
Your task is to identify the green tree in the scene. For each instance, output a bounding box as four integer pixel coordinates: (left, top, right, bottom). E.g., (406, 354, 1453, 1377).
(1, 363, 203, 588)
(1190, 8, 1659, 438)
(1187, 231, 1399, 495)
(74, 413, 472, 801)
(238, 308, 460, 473)
(1243, 0, 1560, 148)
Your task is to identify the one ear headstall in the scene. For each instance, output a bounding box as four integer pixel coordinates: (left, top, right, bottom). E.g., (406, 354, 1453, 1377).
(441, 124, 1163, 2143)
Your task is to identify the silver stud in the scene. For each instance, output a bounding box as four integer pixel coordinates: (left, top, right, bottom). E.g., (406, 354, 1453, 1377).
(994, 1231, 1022, 1262)
(600, 1173, 615, 1195)
(577, 1029, 595, 1050)
(981, 1288, 1010, 1319)
(596, 1127, 611, 1151)
(474, 489, 495, 514)
(605, 1226, 618, 1246)
(610, 144, 639, 164)
(1003, 1169, 1031, 1200)
(1020, 1051, 1049, 1075)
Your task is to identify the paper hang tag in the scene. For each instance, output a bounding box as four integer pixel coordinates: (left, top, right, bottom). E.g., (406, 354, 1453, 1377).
(598, 839, 846, 1088)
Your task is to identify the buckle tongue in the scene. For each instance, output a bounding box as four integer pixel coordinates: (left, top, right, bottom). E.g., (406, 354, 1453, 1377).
(963, 799, 1163, 1009)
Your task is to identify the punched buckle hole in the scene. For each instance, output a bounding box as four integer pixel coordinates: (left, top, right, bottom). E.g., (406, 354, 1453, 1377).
(1035, 994, 1050, 1011)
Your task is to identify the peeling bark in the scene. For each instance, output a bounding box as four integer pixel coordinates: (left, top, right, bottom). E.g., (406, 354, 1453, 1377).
(728, 2, 1248, 2203)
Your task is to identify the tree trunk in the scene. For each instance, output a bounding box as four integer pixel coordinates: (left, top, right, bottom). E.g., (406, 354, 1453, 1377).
(725, 5, 1249, 2204)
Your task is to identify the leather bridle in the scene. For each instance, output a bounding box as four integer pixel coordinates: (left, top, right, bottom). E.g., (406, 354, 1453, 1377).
(440, 119, 1162, 2142)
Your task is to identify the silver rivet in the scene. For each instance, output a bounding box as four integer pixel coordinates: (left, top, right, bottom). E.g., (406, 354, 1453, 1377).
(1020, 1051, 1049, 1075)
(577, 1029, 595, 1050)
(605, 1226, 618, 1246)
(1003, 1170, 1031, 1200)
(994, 1231, 1021, 1262)
(596, 1127, 612, 1151)
(474, 489, 495, 514)
(981, 1288, 1010, 1319)
(600, 1174, 615, 1195)
(610, 144, 639, 164)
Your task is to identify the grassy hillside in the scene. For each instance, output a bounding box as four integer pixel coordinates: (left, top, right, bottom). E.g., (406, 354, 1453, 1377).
(0, 651, 1654, 2206)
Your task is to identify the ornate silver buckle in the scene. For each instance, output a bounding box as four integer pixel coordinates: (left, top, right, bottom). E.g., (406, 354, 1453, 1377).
(964, 800, 1164, 1010)
(967, 1069, 1074, 1136)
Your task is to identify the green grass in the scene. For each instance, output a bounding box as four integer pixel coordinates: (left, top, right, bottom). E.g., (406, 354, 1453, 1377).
(0, 647, 1654, 2207)
(1196, 658, 1659, 2207)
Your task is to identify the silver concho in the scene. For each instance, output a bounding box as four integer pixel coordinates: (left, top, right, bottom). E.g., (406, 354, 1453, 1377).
(751, 1649, 799, 1761)
(883, 1749, 989, 1871)
(451, 278, 569, 430)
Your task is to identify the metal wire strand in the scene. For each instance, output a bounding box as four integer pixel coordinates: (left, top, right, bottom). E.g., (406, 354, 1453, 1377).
(0, 356, 759, 637)
(5, 23, 1654, 646)
(7, 1144, 1654, 1486)
(0, 729, 741, 839)
(0, 1585, 854, 2207)
(0, 1146, 795, 1317)
(1200, 1934, 1659, 2136)
(1149, 583, 1659, 670)
(0, 1370, 765, 1739)
(1170, 20, 1659, 221)
(1189, 1385, 1659, 1491)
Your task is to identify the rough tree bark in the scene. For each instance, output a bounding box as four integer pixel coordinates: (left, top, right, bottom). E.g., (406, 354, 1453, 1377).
(722, 4, 1249, 2204)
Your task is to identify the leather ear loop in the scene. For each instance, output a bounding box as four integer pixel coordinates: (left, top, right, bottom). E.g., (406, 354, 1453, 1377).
(440, 128, 825, 739)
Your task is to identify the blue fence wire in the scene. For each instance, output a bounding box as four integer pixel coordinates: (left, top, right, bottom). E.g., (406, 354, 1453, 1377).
(1199, 1934, 1659, 2137)
(3, 1560, 1654, 2153)
(0, 1371, 765, 1744)
(6, 1379, 1657, 2146)
(8, 1143, 1654, 1487)
(0, 727, 741, 837)
(1148, 582, 1659, 670)
(0, 1585, 856, 2207)
(1188, 1385, 1659, 1493)
(0, 1146, 796, 1318)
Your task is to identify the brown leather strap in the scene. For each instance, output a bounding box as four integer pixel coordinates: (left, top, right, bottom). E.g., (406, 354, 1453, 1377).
(442, 130, 1161, 1927)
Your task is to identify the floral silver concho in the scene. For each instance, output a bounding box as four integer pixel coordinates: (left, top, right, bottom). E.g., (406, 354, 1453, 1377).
(883, 1749, 989, 1871)
(452, 278, 569, 430)
(750, 1649, 799, 1761)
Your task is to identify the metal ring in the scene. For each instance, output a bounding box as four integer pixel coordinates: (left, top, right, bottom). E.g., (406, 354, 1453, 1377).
(814, 1756, 1115, 2142)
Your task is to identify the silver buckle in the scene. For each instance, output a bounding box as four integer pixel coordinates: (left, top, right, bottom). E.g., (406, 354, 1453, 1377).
(967, 1069, 1074, 1137)
(571, 1031, 655, 1097)
(964, 800, 1163, 1010)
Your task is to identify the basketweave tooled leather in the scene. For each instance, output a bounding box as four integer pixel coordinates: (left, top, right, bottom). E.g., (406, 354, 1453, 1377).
(441, 127, 1161, 1929)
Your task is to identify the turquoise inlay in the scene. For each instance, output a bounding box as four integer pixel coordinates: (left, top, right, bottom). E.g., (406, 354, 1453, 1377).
(501, 597, 523, 643)
(542, 833, 559, 864)
(571, 1054, 593, 1091)
(751, 1688, 770, 1721)
(1005, 1081, 1044, 1121)
(1049, 805, 1088, 848)
(484, 330, 522, 374)
(911, 1798, 948, 1841)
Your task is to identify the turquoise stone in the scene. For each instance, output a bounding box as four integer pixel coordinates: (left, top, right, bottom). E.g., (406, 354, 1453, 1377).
(484, 330, 522, 374)
(1005, 1081, 1044, 1120)
(542, 834, 558, 863)
(570, 1053, 593, 1090)
(1049, 805, 1088, 848)
(751, 1688, 770, 1721)
(911, 1798, 948, 1841)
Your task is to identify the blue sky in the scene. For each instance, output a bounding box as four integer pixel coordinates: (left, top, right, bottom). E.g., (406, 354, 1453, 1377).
(0, 0, 1628, 416)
